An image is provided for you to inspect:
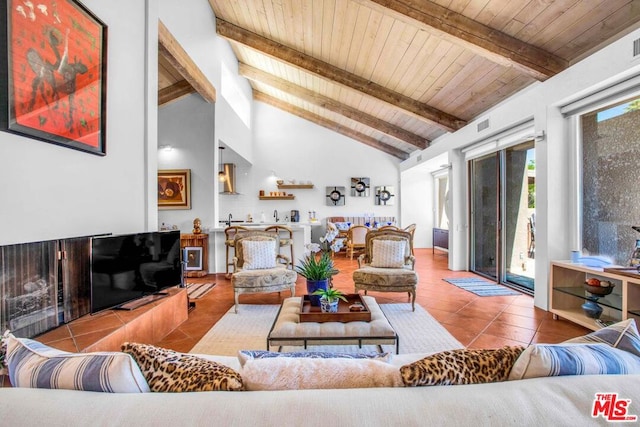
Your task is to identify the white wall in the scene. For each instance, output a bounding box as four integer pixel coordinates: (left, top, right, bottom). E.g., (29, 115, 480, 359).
(157, 94, 215, 232)
(401, 28, 640, 310)
(158, 0, 253, 227)
(217, 102, 401, 232)
(0, 0, 156, 245)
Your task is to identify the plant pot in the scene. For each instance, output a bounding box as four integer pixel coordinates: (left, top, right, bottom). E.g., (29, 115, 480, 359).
(320, 298, 339, 313)
(306, 279, 329, 306)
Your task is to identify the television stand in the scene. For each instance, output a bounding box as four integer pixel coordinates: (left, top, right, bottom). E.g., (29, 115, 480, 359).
(117, 292, 169, 311)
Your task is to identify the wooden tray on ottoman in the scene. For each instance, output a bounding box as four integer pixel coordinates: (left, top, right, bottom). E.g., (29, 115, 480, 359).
(299, 294, 371, 323)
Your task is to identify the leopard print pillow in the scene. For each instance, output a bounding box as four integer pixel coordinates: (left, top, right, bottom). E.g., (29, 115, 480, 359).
(121, 343, 244, 392)
(400, 346, 525, 387)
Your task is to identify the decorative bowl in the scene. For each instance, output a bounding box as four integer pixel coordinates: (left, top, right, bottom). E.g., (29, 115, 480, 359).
(583, 281, 614, 296)
(276, 180, 284, 185)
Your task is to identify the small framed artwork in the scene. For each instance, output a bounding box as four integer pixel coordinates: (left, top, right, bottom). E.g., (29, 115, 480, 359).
(351, 177, 370, 197)
(158, 169, 191, 210)
(0, 0, 108, 155)
(375, 186, 395, 205)
(184, 247, 203, 271)
(326, 186, 346, 206)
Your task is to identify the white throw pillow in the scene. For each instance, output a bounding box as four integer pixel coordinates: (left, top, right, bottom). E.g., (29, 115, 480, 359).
(370, 239, 406, 268)
(242, 240, 276, 270)
(237, 350, 391, 367)
(6, 334, 150, 393)
(241, 357, 403, 390)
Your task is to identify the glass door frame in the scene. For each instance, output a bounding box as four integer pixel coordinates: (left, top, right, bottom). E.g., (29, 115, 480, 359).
(469, 144, 535, 294)
(469, 152, 501, 282)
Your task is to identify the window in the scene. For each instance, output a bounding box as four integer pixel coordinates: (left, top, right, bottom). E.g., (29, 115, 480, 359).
(580, 97, 640, 264)
(435, 174, 449, 230)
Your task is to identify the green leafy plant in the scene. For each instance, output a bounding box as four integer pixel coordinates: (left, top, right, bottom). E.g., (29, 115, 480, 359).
(312, 287, 348, 303)
(294, 252, 339, 280)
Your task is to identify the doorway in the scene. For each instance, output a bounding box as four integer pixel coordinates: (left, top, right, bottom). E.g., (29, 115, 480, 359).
(470, 141, 535, 293)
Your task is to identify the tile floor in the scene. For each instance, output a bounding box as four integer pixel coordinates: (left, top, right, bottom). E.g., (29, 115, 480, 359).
(156, 248, 590, 353)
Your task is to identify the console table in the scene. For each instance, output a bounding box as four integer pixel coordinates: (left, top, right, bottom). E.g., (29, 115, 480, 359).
(549, 261, 640, 331)
(433, 228, 449, 253)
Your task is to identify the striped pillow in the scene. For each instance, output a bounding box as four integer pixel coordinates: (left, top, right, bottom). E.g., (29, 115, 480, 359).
(508, 343, 640, 380)
(564, 318, 640, 358)
(6, 334, 150, 393)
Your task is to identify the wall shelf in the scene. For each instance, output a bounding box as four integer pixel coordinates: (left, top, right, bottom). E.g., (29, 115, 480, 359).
(277, 184, 314, 189)
(259, 195, 295, 200)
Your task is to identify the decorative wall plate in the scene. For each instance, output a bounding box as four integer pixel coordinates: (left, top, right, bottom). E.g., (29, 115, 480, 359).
(375, 186, 395, 205)
(326, 186, 346, 206)
(351, 177, 370, 197)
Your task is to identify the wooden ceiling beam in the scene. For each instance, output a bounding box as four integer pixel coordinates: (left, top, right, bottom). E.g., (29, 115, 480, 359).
(158, 20, 216, 103)
(240, 63, 427, 150)
(362, 0, 567, 80)
(254, 91, 409, 160)
(158, 80, 196, 106)
(216, 18, 465, 132)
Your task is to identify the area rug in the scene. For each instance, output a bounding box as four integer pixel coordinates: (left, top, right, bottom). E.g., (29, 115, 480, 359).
(443, 277, 520, 296)
(186, 282, 216, 299)
(189, 303, 463, 356)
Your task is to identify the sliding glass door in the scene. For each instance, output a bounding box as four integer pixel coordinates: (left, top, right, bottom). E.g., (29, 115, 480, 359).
(470, 154, 499, 280)
(470, 141, 535, 293)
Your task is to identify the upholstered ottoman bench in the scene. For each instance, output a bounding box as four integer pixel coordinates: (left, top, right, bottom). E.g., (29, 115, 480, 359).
(267, 295, 398, 353)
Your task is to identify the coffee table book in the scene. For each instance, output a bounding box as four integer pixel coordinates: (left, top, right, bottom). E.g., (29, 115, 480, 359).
(299, 294, 371, 323)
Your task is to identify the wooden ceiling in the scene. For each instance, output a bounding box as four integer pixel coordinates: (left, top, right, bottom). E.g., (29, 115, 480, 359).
(159, 1, 640, 159)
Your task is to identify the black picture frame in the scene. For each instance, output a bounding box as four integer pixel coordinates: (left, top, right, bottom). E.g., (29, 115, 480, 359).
(0, 0, 108, 155)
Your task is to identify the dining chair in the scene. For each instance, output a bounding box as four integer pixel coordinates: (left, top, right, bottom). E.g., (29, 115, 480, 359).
(403, 223, 416, 255)
(265, 225, 294, 269)
(224, 226, 250, 278)
(345, 225, 368, 260)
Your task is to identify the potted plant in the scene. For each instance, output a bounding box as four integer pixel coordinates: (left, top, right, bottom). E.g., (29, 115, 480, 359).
(312, 287, 348, 313)
(294, 252, 339, 306)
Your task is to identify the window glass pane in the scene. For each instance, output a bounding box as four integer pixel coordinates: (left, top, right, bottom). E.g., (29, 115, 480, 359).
(436, 176, 449, 230)
(581, 97, 640, 264)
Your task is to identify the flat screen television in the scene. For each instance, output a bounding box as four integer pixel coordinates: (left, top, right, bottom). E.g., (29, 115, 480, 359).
(90, 230, 182, 314)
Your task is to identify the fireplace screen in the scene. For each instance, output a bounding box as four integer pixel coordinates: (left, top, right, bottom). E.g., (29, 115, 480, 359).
(1, 241, 59, 338)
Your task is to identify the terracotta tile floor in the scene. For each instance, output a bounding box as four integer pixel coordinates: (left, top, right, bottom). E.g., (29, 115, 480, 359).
(156, 248, 590, 353)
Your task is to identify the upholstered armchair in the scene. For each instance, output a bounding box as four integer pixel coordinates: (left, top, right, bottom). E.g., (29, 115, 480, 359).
(352, 230, 418, 311)
(231, 231, 297, 313)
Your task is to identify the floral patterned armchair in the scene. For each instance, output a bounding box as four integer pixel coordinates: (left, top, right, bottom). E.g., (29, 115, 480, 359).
(352, 230, 418, 311)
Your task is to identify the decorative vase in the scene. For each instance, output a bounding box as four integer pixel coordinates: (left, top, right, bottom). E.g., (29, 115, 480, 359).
(581, 296, 603, 319)
(320, 298, 339, 313)
(306, 279, 329, 306)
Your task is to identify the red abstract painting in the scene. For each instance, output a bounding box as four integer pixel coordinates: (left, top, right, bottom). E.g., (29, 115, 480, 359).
(1, 0, 107, 155)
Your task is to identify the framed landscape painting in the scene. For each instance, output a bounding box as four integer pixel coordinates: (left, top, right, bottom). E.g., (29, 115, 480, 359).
(158, 169, 191, 210)
(0, 0, 108, 155)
